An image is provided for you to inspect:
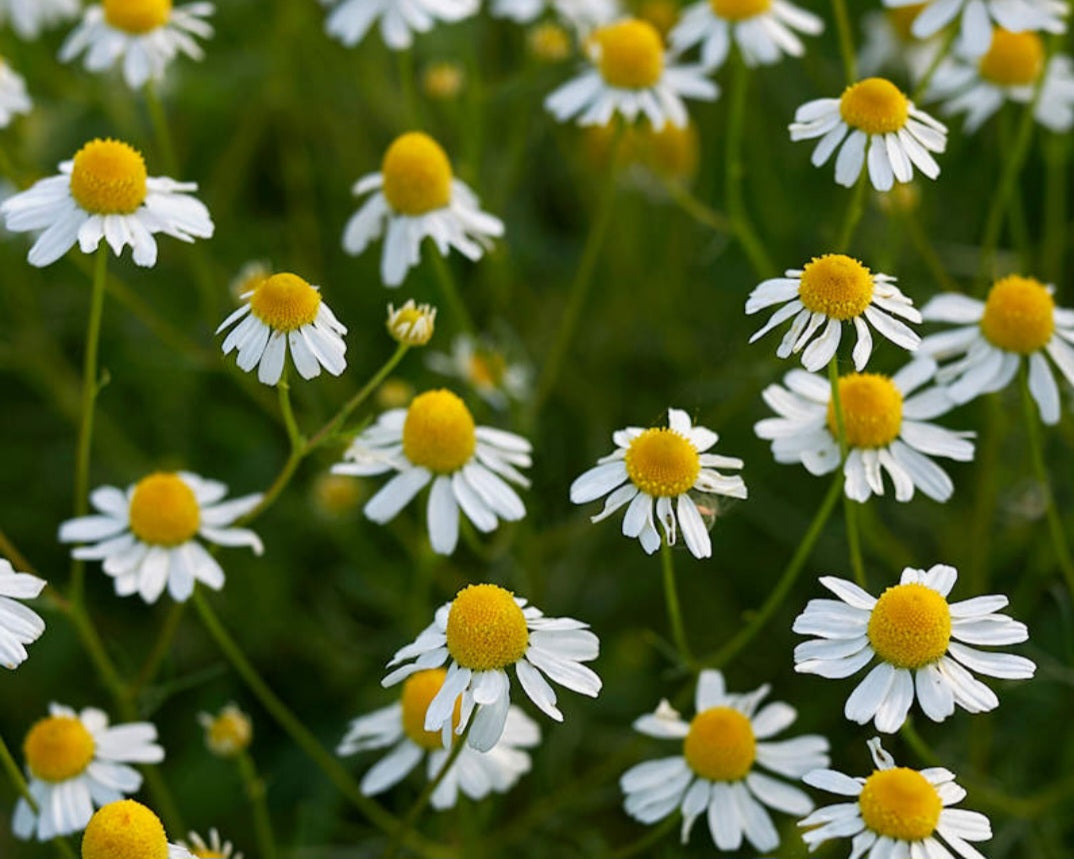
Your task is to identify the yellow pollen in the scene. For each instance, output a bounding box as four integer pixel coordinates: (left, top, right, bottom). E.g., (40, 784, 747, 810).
(859, 768, 942, 841)
(868, 583, 951, 669)
(839, 78, 910, 135)
(624, 427, 700, 497)
(979, 29, 1044, 86)
(381, 132, 453, 216)
(683, 707, 756, 782)
(887, 3, 926, 41)
(81, 800, 169, 859)
(980, 275, 1055, 353)
(445, 584, 529, 671)
(128, 472, 201, 547)
(69, 139, 148, 215)
(103, 0, 171, 33)
(827, 374, 903, 449)
(710, 0, 772, 21)
(402, 389, 476, 473)
(24, 716, 95, 783)
(401, 669, 463, 749)
(798, 254, 875, 320)
(248, 272, 322, 332)
(593, 19, 665, 89)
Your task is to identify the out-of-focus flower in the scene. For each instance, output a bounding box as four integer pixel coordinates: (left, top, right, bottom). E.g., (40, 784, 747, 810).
(0, 57, 31, 127)
(858, 5, 945, 83)
(181, 829, 242, 859)
(0, 0, 79, 40)
(198, 704, 252, 758)
(528, 21, 573, 61)
(324, 0, 477, 50)
(423, 61, 465, 99)
(882, 0, 1067, 57)
(0, 559, 46, 670)
(426, 333, 531, 409)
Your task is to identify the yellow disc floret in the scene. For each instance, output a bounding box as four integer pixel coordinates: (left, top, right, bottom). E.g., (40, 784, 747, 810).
(248, 272, 322, 332)
(683, 707, 756, 782)
(81, 800, 169, 859)
(625, 427, 701, 497)
(381, 132, 453, 216)
(128, 472, 201, 547)
(798, 254, 875, 320)
(980, 275, 1055, 354)
(868, 583, 951, 669)
(979, 29, 1044, 86)
(839, 78, 910, 135)
(859, 767, 942, 841)
(827, 374, 904, 449)
(710, 0, 772, 21)
(402, 389, 476, 473)
(401, 669, 462, 749)
(593, 20, 665, 89)
(24, 716, 95, 783)
(445, 584, 529, 671)
(103, 0, 171, 33)
(69, 139, 148, 215)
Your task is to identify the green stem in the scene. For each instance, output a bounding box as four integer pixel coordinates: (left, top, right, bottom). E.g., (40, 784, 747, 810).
(827, 357, 866, 587)
(910, 28, 957, 102)
(663, 179, 732, 234)
(0, 733, 77, 859)
(277, 366, 305, 451)
(660, 540, 694, 668)
(237, 751, 277, 859)
(396, 48, 424, 128)
(830, 0, 858, 83)
(429, 250, 475, 334)
(834, 170, 869, 253)
(902, 211, 958, 292)
(130, 601, 187, 699)
(1042, 131, 1069, 282)
(145, 81, 178, 175)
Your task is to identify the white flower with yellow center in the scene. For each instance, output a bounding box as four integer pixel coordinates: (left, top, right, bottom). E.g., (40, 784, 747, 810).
(383, 584, 601, 752)
(0, 138, 213, 268)
(342, 132, 504, 287)
(790, 77, 947, 191)
(332, 389, 531, 555)
(0, 58, 31, 128)
(570, 408, 746, 559)
(920, 276, 1074, 424)
(325, 0, 477, 50)
(794, 565, 1034, 733)
(180, 828, 242, 859)
(0, 559, 46, 670)
(746, 254, 921, 372)
(859, 5, 946, 84)
(800, 738, 991, 859)
(883, 0, 1067, 56)
(83, 800, 193, 859)
(426, 333, 532, 409)
(12, 705, 164, 841)
(58, 472, 263, 603)
(197, 704, 252, 758)
(545, 18, 718, 129)
(60, 0, 214, 89)
(493, 0, 620, 28)
(0, 0, 79, 39)
(387, 299, 437, 347)
(216, 271, 348, 386)
(339, 667, 540, 808)
(622, 672, 829, 851)
(755, 360, 974, 503)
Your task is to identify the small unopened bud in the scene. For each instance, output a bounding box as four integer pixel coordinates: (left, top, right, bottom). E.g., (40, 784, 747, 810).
(198, 704, 252, 758)
(387, 300, 437, 346)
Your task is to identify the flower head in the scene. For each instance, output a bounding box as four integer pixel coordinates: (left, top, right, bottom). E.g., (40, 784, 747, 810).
(180, 828, 242, 859)
(0, 58, 31, 128)
(82, 800, 193, 859)
(425, 333, 531, 409)
(858, 5, 946, 83)
(325, 0, 477, 49)
(387, 300, 437, 346)
(882, 0, 1067, 56)
(0, 0, 80, 39)
(0, 559, 46, 669)
(197, 704, 252, 758)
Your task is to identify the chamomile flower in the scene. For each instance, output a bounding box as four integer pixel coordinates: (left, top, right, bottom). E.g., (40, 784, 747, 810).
(58, 472, 263, 603)
(331, 389, 531, 555)
(0, 58, 30, 127)
(800, 738, 991, 859)
(755, 359, 975, 503)
(789, 77, 947, 191)
(425, 333, 531, 409)
(883, 0, 1067, 56)
(387, 299, 437, 347)
(859, 5, 946, 83)
(0, 0, 79, 39)
(0, 138, 213, 268)
(83, 801, 193, 859)
(383, 584, 601, 752)
(746, 254, 921, 372)
(920, 277, 1074, 424)
(181, 828, 242, 859)
(794, 565, 1035, 732)
(493, 0, 619, 28)
(216, 271, 348, 386)
(339, 668, 540, 808)
(570, 408, 746, 559)
(197, 704, 252, 758)
(342, 132, 504, 287)
(60, 1, 215, 89)
(13, 705, 164, 841)
(324, 0, 477, 49)
(545, 18, 718, 130)
(0, 559, 46, 670)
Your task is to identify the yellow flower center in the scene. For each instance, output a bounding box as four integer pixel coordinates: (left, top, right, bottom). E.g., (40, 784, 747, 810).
(204, 708, 252, 757)
(979, 29, 1044, 86)
(381, 132, 453, 216)
(69, 139, 148, 215)
(709, 0, 771, 21)
(867, 583, 951, 669)
(248, 272, 322, 332)
(191, 851, 225, 859)
(827, 374, 903, 449)
(683, 707, 756, 782)
(887, 3, 926, 41)
(467, 349, 507, 389)
(798, 254, 875, 320)
(24, 716, 95, 783)
(82, 800, 169, 859)
(839, 78, 910, 135)
(625, 427, 701, 497)
(103, 0, 172, 33)
(128, 472, 201, 547)
(859, 767, 942, 841)
(593, 19, 665, 89)
(401, 389, 476, 473)
(401, 668, 463, 749)
(529, 22, 572, 62)
(445, 584, 530, 671)
(980, 275, 1055, 354)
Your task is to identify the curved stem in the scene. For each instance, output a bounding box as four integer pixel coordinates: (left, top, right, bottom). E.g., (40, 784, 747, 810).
(662, 179, 731, 235)
(829, 0, 858, 83)
(277, 366, 305, 451)
(429, 250, 475, 334)
(0, 732, 77, 859)
(237, 751, 277, 859)
(130, 600, 187, 698)
(834, 171, 868, 253)
(660, 540, 694, 668)
(910, 28, 957, 102)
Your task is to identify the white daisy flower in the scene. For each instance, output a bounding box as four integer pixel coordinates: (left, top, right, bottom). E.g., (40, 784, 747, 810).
(0, 559, 46, 670)
(0, 58, 31, 128)
(197, 703, 252, 759)
(331, 389, 531, 555)
(789, 77, 948, 191)
(859, 6, 947, 83)
(83, 801, 193, 859)
(569, 408, 747, 559)
(794, 564, 1035, 733)
(920, 276, 1074, 424)
(13, 705, 164, 841)
(746, 254, 921, 372)
(493, 0, 620, 29)
(800, 737, 992, 859)
(0, 137, 213, 268)
(425, 333, 532, 410)
(0, 0, 79, 39)
(342, 132, 504, 287)
(180, 828, 242, 859)
(339, 667, 540, 808)
(755, 359, 975, 503)
(545, 17, 718, 130)
(621, 670, 829, 852)
(216, 271, 348, 386)
(60, 1, 214, 90)
(58, 471, 263, 603)
(387, 299, 437, 347)
(884, 0, 1067, 56)
(324, 0, 477, 49)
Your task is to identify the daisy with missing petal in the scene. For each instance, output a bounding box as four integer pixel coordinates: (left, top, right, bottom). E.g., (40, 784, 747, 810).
(920, 276, 1074, 424)
(0, 559, 46, 670)
(794, 564, 1035, 732)
(800, 737, 991, 859)
(622, 670, 829, 852)
(181, 828, 243, 859)
(13, 704, 164, 841)
(883, 0, 1067, 56)
(0, 58, 31, 128)
(339, 667, 540, 808)
(746, 254, 921, 372)
(58, 472, 263, 603)
(0, 0, 79, 39)
(84, 801, 193, 859)
(0, 138, 213, 268)
(790, 77, 947, 191)
(383, 584, 601, 752)
(325, 0, 477, 50)
(755, 359, 975, 503)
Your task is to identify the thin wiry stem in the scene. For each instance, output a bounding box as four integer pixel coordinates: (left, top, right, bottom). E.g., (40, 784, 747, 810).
(661, 539, 695, 669)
